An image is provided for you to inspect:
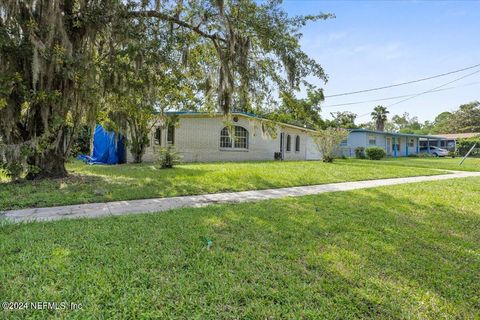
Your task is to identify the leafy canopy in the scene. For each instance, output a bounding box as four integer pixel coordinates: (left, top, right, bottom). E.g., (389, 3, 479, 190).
(0, 0, 333, 178)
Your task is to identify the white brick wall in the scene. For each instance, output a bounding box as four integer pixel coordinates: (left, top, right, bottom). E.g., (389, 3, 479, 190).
(126, 114, 322, 163)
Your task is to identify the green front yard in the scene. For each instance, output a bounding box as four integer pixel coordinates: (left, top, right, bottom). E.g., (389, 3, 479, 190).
(0, 158, 451, 210)
(2, 177, 479, 319)
(380, 156, 480, 172)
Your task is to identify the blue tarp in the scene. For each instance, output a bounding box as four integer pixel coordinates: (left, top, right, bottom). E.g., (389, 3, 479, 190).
(77, 125, 125, 165)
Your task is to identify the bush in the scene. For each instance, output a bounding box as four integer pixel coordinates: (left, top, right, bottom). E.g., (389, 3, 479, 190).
(417, 152, 434, 158)
(354, 147, 366, 159)
(322, 155, 334, 163)
(0, 144, 37, 181)
(0, 161, 24, 180)
(157, 147, 181, 169)
(448, 151, 456, 158)
(407, 154, 419, 158)
(365, 147, 386, 160)
(312, 128, 349, 163)
(70, 125, 91, 157)
(456, 138, 480, 157)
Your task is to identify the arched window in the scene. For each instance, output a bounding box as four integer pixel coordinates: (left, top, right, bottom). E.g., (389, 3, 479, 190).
(295, 135, 300, 152)
(220, 126, 249, 149)
(286, 135, 291, 152)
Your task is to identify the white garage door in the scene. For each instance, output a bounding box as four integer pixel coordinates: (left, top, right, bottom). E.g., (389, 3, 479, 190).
(306, 136, 322, 160)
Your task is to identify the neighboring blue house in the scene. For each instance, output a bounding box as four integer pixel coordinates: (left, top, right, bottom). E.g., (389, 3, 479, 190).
(340, 129, 447, 157)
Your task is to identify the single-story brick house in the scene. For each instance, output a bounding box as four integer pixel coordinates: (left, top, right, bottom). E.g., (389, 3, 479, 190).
(127, 112, 323, 163)
(338, 129, 447, 157)
(120, 113, 449, 163)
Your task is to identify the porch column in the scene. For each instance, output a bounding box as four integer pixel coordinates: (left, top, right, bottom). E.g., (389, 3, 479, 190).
(406, 137, 409, 156)
(416, 138, 419, 154)
(427, 138, 430, 153)
(393, 137, 397, 157)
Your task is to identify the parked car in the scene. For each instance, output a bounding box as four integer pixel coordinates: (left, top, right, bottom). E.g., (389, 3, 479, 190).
(419, 146, 449, 157)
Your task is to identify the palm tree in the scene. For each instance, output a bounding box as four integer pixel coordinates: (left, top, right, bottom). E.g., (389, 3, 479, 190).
(371, 105, 390, 131)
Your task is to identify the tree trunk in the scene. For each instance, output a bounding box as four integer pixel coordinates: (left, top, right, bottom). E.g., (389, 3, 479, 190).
(26, 149, 68, 180)
(89, 122, 96, 155)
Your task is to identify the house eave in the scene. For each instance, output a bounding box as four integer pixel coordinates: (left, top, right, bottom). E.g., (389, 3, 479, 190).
(349, 129, 447, 140)
(166, 111, 319, 133)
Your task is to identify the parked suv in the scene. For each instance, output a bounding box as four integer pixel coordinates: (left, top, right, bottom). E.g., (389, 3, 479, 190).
(420, 146, 449, 157)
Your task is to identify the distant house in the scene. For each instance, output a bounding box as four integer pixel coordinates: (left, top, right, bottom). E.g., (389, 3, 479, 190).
(339, 129, 447, 157)
(420, 132, 480, 151)
(127, 112, 322, 163)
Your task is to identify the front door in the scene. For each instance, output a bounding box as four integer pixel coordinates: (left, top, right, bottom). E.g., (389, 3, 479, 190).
(386, 137, 392, 156)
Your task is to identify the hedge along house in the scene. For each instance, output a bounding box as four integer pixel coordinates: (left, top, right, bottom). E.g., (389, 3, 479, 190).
(339, 129, 447, 157)
(126, 112, 322, 163)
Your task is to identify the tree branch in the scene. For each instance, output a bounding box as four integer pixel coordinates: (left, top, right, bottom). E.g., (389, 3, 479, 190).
(128, 10, 226, 43)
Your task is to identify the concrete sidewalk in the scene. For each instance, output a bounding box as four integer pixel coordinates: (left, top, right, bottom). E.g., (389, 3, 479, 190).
(2, 171, 480, 223)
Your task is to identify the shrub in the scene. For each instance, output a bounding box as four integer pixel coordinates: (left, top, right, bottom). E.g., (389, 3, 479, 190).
(157, 147, 181, 169)
(0, 143, 38, 181)
(448, 151, 456, 158)
(312, 128, 349, 163)
(407, 153, 419, 158)
(322, 155, 334, 163)
(0, 161, 24, 180)
(417, 152, 434, 158)
(354, 147, 366, 159)
(365, 147, 386, 160)
(69, 125, 91, 157)
(456, 138, 480, 157)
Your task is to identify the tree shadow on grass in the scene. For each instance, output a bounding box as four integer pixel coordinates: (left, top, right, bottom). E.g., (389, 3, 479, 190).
(1, 182, 479, 318)
(210, 187, 480, 317)
(0, 166, 217, 210)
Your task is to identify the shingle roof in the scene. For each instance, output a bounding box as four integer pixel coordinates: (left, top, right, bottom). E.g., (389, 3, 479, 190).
(434, 132, 480, 139)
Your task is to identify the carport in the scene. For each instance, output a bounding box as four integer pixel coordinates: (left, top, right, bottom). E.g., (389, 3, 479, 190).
(419, 135, 452, 152)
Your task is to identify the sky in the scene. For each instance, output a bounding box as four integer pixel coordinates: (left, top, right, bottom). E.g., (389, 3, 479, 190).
(280, 0, 480, 123)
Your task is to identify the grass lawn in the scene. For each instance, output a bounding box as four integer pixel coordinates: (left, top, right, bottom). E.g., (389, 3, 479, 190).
(1, 178, 480, 319)
(379, 156, 480, 172)
(0, 159, 446, 210)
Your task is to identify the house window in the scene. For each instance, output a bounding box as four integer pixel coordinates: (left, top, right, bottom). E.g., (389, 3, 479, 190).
(295, 135, 300, 152)
(340, 138, 348, 146)
(368, 135, 376, 146)
(154, 127, 161, 145)
(167, 124, 175, 145)
(286, 135, 291, 152)
(408, 138, 415, 147)
(220, 126, 249, 150)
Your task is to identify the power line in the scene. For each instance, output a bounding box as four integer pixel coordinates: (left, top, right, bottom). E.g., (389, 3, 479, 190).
(355, 68, 480, 119)
(387, 69, 480, 108)
(324, 63, 480, 98)
(322, 81, 480, 109)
